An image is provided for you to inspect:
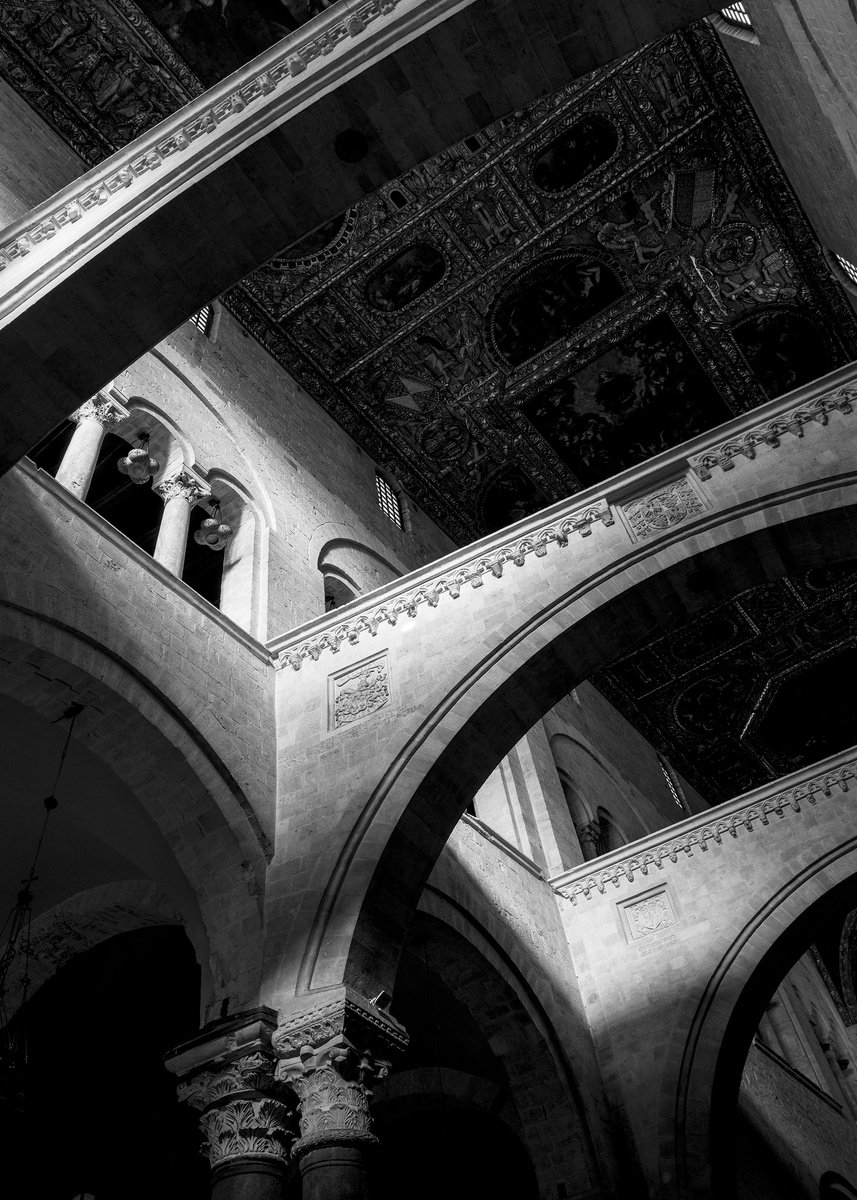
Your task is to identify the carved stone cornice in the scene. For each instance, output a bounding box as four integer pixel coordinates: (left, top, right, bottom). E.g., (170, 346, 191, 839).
(70, 394, 129, 430)
(154, 469, 210, 506)
(552, 754, 857, 905)
(277, 498, 613, 670)
(689, 383, 856, 479)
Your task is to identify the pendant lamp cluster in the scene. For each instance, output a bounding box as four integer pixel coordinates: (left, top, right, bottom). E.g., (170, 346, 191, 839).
(117, 431, 159, 485)
(116, 432, 232, 552)
(194, 500, 232, 552)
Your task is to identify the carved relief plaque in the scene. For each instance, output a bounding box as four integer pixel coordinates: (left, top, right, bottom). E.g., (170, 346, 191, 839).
(619, 887, 678, 941)
(621, 475, 706, 541)
(329, 652, 391, 731)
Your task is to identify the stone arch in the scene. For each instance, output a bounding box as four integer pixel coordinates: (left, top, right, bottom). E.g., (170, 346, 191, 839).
(117, 390, 195, 484)
(677, 840, 857, 1199)
(0, 618, 265, 1017)
(296, 463, 857, 1002)
(408, 898, 604, 1198)
(1, 880, 185, 1020)
(317, 537, 400, 603)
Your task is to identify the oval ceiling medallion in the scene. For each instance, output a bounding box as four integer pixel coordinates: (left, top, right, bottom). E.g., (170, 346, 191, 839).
(366, 243, 447, 313)
(531, 115, 619, 193)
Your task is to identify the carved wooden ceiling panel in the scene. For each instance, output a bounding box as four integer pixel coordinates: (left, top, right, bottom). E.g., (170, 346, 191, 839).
(593, 560, 857, 804)
(223, 24, 857, 541)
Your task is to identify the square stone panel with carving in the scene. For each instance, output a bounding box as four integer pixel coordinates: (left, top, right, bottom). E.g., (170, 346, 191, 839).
(620, 474, 707, 541)
(329, 652, 391, 731)
(618, 887, 678, 941)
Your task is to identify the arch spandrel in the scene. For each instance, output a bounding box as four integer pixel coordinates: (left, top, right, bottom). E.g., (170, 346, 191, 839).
(265, 368, 857, 1025)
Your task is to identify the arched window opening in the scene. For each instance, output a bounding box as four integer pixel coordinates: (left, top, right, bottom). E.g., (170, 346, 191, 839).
(820, 1173, 857, 1199)
(376, 472, 404, 530)
(596, 806, 626, 854)
(178, 478, 259, 629)
(324, 574, 358, 612)
(182, 500, 227, 608)
(85, 429, 163, 555)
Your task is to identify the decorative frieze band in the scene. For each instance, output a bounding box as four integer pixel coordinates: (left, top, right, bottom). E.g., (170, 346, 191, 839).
(280, 500, 613, 670)
(0, 0, 406, 275)
(556, 760, 856, 905)
(689, 383, 856, 479)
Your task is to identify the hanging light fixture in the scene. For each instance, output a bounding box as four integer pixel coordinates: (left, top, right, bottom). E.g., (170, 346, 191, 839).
(194, 498, 232, 552)
(118, 431, 159, 485)
(0, 703, 84, 1117)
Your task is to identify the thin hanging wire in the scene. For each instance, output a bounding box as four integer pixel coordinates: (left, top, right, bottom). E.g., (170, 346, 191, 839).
(0, 702, 85, 1100)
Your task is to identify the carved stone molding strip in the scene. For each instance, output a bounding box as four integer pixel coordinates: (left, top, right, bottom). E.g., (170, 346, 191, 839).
(279, 500, 613, 669)
(689, 384, 857, 479)
(0, 0, 467, 316)
(555, 758, 857, 905)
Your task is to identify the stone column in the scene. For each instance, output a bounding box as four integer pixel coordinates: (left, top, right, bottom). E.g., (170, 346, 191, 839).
(273, 988, 408, 1200)
(154, 469, 210, 577)
(55, 395, 128, 499)
(166, 1009, 294, 1200)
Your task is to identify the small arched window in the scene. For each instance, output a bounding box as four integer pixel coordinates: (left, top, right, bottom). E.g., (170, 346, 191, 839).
(375, 472, 404, 530)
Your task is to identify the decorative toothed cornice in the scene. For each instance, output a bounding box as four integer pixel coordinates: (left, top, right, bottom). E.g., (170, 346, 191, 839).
(689, 383, 857, 479)
(552, 752, 857, 905)
(268, 365, 857, 671)
(0, 0, 474, 322)
(278, 501, 613, 670)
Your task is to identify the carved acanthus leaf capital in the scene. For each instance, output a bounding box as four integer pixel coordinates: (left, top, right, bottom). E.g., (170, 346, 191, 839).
(198, 1097, 293, 1167)
(71, 394, 128, 430)
(155, 469, 210, 505)
(166, 1010, 295, 1170)
(272, 988, 406, 1156)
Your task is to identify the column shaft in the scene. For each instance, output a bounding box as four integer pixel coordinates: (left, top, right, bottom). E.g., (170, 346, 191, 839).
(299, 1145, 369, 1200)
(55, 417, 106, 499)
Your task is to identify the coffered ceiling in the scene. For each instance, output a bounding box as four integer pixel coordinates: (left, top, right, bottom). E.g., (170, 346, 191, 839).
(225, 23, 857, 541)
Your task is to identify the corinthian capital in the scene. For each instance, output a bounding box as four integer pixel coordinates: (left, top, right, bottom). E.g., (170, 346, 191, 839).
(154, 469, 210, 506)
(272, 986, 407, 1157)
(166, 1009, 295, 1172)
(71, 394, 128, 429)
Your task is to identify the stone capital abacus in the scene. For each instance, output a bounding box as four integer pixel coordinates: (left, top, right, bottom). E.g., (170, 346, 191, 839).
(166, 1009, 295, 1174)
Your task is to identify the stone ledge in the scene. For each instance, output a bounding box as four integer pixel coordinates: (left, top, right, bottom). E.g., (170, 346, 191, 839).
(549, 745, 857, 904)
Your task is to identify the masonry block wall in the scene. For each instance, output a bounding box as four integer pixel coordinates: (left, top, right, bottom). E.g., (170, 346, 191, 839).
(718, 3, 857, 273)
